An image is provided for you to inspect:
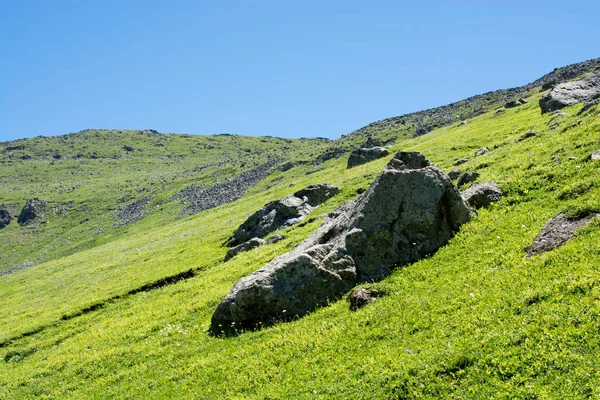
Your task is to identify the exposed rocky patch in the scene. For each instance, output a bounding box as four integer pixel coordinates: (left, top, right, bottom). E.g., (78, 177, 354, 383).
(0, 262, 35, 277)
(590, 150, 600, 161)
(315, 148, 346, 164)
(349, 287, 384, 311)
(225, 238, 266, 262)
(453, 159, 468, 166)
(17, 199, 47, 225)
(540, 69, 600, 113)
(347, 147, 390, 169)
(266, 234, 286, 244)
(228, 183, 339, 246)
(457, 172, 480, 188)
(579, 98, 600, 115)
(448, 169, 462, 180)
(211, 151, 473, 331)
(0, 205, 12, 229)
(175, 161, 278, 218)
(518, 130, 536, 142)
(526, 213, 598, 257)
(475, 147, 489, 157)
(461, 181, 502, 209)
(115, 196, 153, 227)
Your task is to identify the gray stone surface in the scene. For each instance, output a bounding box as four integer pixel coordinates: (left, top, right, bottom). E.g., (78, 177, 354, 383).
(518, 131, 536, 142)
(527, 213, 598, 257)
(229, 183, 339, 246)
(17, 198, 47, 225)
(457, 172, 480, 188)
(540, 69, 600, 113)
(0, 205, 11, 229)
(448, 169, 462, 180)
(349, 287, 383, 311)
(224, 238, 266, 262)
(347, 147, 390, 169)
(266, 234, 286, 244)
(453, 158, 468, 166)
(590, 150, 600, 161)
(212, 151, 472, 330)
(579, 98, 600, 115)
(461, 181, 502, 209)
(475, 147, 489, 157)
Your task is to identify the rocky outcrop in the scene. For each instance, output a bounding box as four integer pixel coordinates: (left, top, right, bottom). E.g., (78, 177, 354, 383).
(225, 238, 266, 262)
(461, 181, 502, 209)
(17, 198, 46, 225)
(115, 196, 153, 227)
(527, 213, 599, 257)
(0, 205, 11, 229)
(211, 151, 473, 331)
(540, 69, 600, 113)
(457, 172, 480, 188)
(229, 183, 339, 246)
(347, 147, 390, 169)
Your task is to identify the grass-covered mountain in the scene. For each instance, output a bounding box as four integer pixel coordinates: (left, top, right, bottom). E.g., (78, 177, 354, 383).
(1, 58, 600, 398)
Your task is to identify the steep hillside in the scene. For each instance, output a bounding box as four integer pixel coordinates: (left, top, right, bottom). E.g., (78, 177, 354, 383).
(1, 60, 600, 398)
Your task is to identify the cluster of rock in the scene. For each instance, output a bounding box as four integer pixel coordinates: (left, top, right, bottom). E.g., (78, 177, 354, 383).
(174, 161, 278, 218)
(505, 98, 527, 108)
(347, 147, 390, 169)
(211, 151, 474, 331)
(540, 69, 600, 113)
(228, 183, 340, 247)
(17, 198, 47, 226)
(115, 196, 153, 227)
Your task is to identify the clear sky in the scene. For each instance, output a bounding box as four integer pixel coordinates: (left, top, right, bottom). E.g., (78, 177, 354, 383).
(1, 1, 599, 142)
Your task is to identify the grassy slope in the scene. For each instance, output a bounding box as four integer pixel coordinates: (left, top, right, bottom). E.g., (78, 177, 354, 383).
(1, 93, 600, 398)
(0, 130, 331, 273)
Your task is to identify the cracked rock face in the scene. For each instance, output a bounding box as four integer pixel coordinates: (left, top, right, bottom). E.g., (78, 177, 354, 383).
(229, 183, 339, 246)
(347, 147, 390, 169)
(212, 151, 473, 330)
(540, 69, 600, 113)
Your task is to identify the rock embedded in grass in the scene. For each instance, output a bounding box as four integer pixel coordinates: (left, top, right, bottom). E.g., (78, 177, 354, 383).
(448, 169, 462, 180)
(0, 205, 11, 229)
(475, 147, 489, 157)
(590, 150, 600, 161)
(17, 198, 47, 226)
(347, 147, 390, 169)
(526, 213, 599, 257)
(349, 287, 384, 311)
(461, 181, 502, 209)
(517, 130, 536, 142)
(453, 158, 468, 166)
(211, 151, 473, 331)
(457, 172, 480, 188)
(224, 238, 266, 262)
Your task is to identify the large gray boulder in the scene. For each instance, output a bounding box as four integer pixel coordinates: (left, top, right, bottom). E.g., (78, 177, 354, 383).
(540, 69, 600, 113)
(17, 198, 46, 226)
(0, 205, 11, 229)
(461, 181, 502, 209)
(212, 151, 473, 330)
(347, 147, 390, 169)
(225, 238, 266, 262)
(229, 183, 339, 246)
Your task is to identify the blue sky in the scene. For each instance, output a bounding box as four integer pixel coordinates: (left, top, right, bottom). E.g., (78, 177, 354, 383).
(1, 1, 599, 141)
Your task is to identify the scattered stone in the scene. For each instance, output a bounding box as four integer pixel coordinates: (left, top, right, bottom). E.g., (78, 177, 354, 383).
(17, 198, 47, 225)
(316, 148, 346, 164)
(0, 205, 11, 229)
(115, 196, 153, 227)
(453, 158, 468, 166)
(518, 131, 536, 142)
(518, 98, 528, 104)
(550, 123, 560, 130)
(123, 145, 134, 152)
(349, 287, 384, 311)
(229, 183, 339, 246)
(457, 172, 480, 188)
(448, 169, 462, 180)
(539, 69, 600, 113)
(475, 147, 489, 157)
(461, 181, 502, 209)
(505, 100, 522, 108)
(224, 238, 266, 262)
(590, 151, 600, 161)
(492, 108, 506, 118)
(175, 161, 278, 218)
(347, 147, 390, 169)
(526, 213, 599, 257)
(266, 234, 286, 245)
(459, 121, 467, 126)
(211, 151, 472, 331)
(579, 98, 600, 115)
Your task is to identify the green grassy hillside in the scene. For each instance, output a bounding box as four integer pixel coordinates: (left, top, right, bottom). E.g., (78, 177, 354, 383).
(2, 66, 600, 398)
